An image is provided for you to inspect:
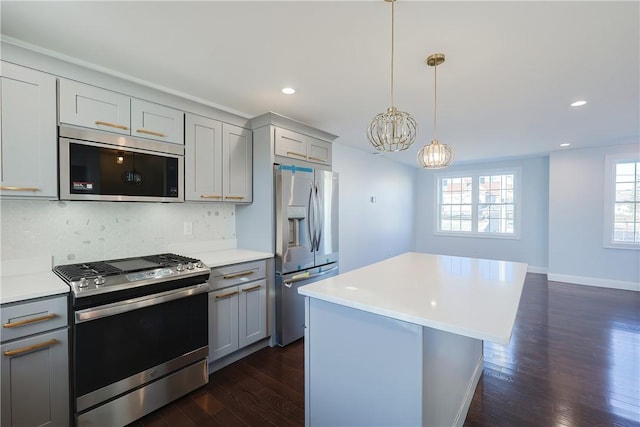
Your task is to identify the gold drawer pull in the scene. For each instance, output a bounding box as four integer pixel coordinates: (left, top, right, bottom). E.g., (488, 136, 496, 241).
(308, 156, 327, 162)
(200, 195, 222, 199)
(242, 285, 262, 293)
(3, 313, 57, 328)
(286, 151, 306, 158)
(215, 290, 239, 300)
(4, 339, 58, 357)
(95, 120, 129, 131)
(0, 186, 40, 192)
(224, 196, 245, 200)
(136, 129, 166, 138)
(223, 271, 254, 280)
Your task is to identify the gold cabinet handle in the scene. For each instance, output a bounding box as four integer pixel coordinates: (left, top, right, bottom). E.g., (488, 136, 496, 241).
(224, 196, 245, 200)
(0, 186, 40, 192)
(308, 156, 327, 163)
(136, 129, 166, 138)
(95, 120, 129, 131)
(286, 151, 306, 158)
(242, 285, 262, 293)
(200, 195, 222, 199)
(223, 271, 254, 280)
(4, 339, 58, 357)
(215, 290, 239, 300)
(3, 313, 57, 328)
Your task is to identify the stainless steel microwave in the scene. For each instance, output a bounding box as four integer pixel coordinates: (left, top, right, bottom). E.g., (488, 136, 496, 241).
(59, 126, 184, 202)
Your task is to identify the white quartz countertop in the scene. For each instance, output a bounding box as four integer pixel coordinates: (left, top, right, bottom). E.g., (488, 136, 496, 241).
(298, 252, 528, 345)
(1, 257, 69, 305)
(188, 248, 273, 268)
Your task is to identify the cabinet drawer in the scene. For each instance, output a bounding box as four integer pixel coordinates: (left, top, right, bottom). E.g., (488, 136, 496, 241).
(209, 260, 266, 291)
(131, 98, 184, 144)
(1, 295, 68, 342)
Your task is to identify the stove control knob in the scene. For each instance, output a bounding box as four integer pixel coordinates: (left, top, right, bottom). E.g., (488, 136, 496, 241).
(195, 261, 204, 269)
(176, 263, 185, 272)
(78, 278, 89, 288)
(186, 262, 194, 270)
(94, 276, 106, 286)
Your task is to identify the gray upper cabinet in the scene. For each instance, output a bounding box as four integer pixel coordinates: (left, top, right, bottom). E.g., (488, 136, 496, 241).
(185, 114, 223, 201)
(59, 79, 184, 144)
(131, 98, 184, 144)
(223, 124, 252, 203)
(0, 62, 58, 199)
(59, 79, 130, 135)
(185, 113, 252, 203)
(274, 127, 331, 165)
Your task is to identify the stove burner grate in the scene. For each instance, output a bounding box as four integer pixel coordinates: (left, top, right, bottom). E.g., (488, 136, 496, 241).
(54, 262, 122, 282)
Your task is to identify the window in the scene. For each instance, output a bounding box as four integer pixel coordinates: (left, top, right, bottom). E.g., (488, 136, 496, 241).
(604, 154, 640, 249)
(436, 169, 520, 238)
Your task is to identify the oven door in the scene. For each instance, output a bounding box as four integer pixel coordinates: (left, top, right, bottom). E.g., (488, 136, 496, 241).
(73, 283, 208, 413)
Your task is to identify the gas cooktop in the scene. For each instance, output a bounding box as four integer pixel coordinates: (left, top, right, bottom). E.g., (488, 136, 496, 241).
(53, 253, 210, 299)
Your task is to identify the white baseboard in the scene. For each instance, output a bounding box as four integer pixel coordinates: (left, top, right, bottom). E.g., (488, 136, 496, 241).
(547, 273, 639, 292)
(527, 265, 547, 274)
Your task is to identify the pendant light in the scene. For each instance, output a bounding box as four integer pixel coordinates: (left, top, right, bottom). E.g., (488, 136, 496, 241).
(417, 53, 454, 168)
(367, 0, 417, 152)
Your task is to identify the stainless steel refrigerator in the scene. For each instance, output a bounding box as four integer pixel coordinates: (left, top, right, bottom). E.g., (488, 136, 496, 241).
(274, 164, 339, 346)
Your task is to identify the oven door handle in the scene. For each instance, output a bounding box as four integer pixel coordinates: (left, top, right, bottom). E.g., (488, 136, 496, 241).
(75, 283, 209, 324)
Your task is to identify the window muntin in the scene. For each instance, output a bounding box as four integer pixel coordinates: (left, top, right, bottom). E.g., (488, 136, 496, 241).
(436, 170, 519, 238)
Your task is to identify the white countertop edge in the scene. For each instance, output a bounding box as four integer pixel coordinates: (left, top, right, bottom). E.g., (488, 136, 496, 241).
(299, 290, 513, 345)
(188, 249, 273, 268)
(1, 271, 70, 305)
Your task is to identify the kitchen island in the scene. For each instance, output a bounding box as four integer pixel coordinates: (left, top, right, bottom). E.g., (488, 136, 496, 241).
(298, 252, 528, 427)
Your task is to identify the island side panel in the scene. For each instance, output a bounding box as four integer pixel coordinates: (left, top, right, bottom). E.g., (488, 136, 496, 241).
(422, 327, 484, 427)
(306, 297, 424, 427)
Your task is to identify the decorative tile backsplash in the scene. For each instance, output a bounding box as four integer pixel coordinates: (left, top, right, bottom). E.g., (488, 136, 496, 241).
(1, 200, 236, 265)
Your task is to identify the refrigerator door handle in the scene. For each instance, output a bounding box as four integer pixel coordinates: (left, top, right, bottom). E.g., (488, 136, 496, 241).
(314, 182, 322, 252)
(307, 183, 315, 252)
(283, 265, 339, 288)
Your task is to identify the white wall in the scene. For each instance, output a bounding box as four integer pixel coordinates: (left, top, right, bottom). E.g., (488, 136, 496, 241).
(0, 200, 235, 265)
(332, 144, 416, 273)
(414, 156, 549, 271)
(548, 144, 640, 290)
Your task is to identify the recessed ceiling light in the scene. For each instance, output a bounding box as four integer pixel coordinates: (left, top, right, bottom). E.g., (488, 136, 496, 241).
(570, 100, 587, 107)
(281, 87, 295, 95)
(560, 143, 571, 147)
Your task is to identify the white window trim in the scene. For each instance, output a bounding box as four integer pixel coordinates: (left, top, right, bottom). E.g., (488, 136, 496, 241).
(603, 153, 640, 250)
(434, 167, 522, 240)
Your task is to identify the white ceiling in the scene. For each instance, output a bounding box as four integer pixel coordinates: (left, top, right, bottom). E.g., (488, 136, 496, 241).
(1, 1, 638, 168)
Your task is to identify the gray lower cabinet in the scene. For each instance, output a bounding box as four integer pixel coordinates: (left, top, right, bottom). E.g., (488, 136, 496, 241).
(208, 260, 267, 362)
(0, 294, 70, 427)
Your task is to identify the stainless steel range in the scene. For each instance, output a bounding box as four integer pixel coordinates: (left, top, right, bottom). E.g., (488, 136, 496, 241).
(54, 253, 210, 427)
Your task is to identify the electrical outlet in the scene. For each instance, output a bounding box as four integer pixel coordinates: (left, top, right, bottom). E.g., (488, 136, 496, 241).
(183, 222, 193, 235)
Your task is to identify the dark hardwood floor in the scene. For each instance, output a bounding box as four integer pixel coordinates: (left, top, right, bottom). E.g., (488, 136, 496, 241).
(129, 273, 640, 426)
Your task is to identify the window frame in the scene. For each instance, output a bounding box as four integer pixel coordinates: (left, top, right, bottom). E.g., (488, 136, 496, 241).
(603, 153, 640, 250)
(435, 167, 522, 240)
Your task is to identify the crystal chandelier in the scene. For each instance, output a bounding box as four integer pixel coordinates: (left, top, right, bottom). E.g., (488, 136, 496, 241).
(417, 53, 454, 168)
(367, 0, 417, 152)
